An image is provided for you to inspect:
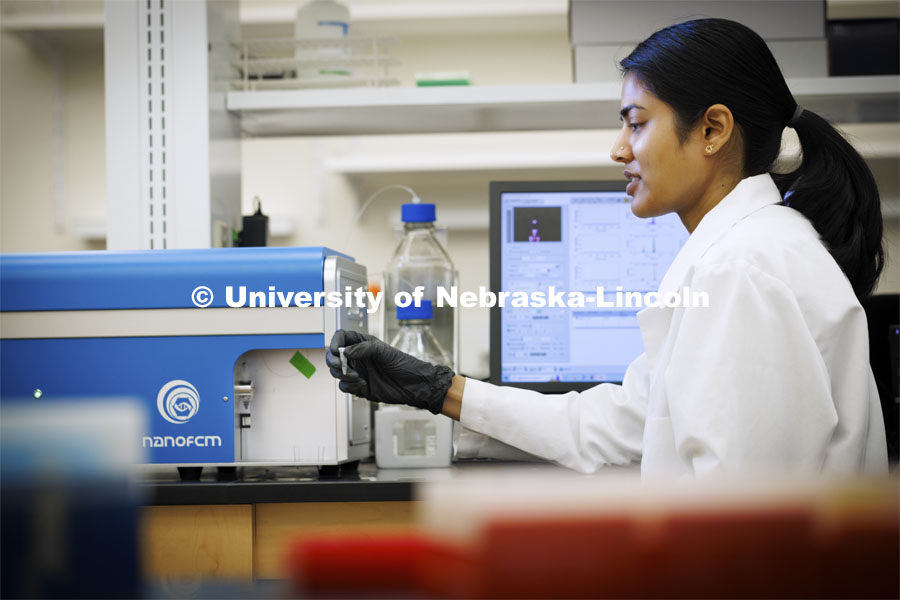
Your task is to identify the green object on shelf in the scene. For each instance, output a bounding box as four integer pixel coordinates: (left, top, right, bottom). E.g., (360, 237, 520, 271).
(415, 71, 471, 87)
(417, 79, 471, 87)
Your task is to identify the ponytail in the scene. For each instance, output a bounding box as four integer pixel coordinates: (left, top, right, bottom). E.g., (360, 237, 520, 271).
(772, 109, 884, 298)
(621, 18, 884, 298)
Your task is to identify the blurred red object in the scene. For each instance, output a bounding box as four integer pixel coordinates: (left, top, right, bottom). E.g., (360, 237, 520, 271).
(287, 533, 431, 594)
(285, 493, 899, 598)
(477, 516, 641, 598)
(653, 508, 818, 599)
(821, 504, 900, 599)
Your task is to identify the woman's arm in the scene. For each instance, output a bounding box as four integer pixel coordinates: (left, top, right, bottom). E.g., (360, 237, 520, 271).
(441, 375, 465, 420)
(445, 358, 649, 473)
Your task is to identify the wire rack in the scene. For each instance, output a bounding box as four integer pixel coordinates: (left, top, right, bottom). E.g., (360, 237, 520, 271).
(231, 37, 400, 91)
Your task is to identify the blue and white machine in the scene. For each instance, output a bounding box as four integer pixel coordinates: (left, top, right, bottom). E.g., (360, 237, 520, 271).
(0, 247, 371, 470)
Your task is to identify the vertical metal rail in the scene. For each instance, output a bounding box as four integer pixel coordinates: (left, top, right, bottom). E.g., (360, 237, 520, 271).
(138, 0, 172, 249)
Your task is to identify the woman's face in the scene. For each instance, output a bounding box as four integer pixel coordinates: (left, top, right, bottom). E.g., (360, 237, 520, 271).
(611, 73, 712, 226)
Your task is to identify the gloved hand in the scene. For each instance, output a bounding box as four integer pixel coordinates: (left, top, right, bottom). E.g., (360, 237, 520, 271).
(325, 329, 454, 415)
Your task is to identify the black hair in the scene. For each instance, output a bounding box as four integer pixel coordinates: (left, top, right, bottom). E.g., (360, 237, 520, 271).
(620, 18, 884, 298)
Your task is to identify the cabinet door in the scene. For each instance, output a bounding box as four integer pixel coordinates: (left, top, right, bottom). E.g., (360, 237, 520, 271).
(255, 501, 418, 579)
(140, 504, 253, 581)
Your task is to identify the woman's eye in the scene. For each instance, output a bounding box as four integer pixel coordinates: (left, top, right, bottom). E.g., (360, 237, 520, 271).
(629, 122, 642, 132)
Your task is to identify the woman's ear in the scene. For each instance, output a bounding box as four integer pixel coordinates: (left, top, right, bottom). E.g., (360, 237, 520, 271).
(701, 104, 735, 154)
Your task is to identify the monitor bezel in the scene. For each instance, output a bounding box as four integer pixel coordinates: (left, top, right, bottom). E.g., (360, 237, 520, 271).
(489, 180, 632, 393)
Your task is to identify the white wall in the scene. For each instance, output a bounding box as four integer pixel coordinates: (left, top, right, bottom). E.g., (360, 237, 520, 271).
(0, 32, 106, 252)
(1, 4, 898, 379)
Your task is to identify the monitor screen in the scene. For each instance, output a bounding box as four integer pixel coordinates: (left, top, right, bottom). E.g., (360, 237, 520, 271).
(490, 181, 689, 392)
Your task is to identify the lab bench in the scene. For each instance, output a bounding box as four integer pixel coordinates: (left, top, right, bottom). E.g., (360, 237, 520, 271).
(138, 461, 475, 582)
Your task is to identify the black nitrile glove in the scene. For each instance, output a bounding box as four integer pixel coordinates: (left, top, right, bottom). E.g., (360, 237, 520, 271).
(325, 329, 454, 415)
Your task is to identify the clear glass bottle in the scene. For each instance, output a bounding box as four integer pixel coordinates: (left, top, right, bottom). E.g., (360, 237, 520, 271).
(390, 300, 452, 366)
(383, 203, 457, 370)
(375, 300, 454, 468)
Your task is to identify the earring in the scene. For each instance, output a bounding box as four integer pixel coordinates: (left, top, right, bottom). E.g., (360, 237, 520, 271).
(705, 144, 715, 154)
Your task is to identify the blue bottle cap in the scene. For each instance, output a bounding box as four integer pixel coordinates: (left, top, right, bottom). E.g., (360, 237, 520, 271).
(397, 299, 433, 320)
(401, 203, 436, 223)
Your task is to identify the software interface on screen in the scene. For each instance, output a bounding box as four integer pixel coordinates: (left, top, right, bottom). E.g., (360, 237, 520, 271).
(499, 190, 688, 383)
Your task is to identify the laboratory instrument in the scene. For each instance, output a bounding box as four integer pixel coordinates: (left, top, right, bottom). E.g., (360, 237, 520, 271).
(0, 247, 371, 478)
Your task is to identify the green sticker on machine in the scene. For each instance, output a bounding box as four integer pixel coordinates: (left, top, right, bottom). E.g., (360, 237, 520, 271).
(289, 351, 316, 379)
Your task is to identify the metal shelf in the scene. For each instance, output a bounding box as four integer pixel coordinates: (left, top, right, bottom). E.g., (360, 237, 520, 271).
(227, 76, 900, 137)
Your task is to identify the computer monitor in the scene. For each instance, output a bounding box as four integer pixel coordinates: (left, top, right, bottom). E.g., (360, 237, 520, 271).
(489, 181, 689, 393)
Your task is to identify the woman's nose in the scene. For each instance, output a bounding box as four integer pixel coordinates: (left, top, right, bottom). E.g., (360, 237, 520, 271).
(610, 136, 629, 163)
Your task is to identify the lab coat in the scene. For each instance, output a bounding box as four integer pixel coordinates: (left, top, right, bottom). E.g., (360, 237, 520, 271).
(460, 174, 888, 479)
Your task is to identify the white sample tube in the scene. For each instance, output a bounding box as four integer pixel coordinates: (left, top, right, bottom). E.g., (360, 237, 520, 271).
(338, 346, 349, 375)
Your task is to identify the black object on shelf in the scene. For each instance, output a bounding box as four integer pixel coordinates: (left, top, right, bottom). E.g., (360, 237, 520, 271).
(238, 197, 270, 247)
(827, 19, 899, 76)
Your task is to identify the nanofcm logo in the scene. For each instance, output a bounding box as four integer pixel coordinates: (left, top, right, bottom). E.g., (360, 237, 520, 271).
(157, 380, 200, 424)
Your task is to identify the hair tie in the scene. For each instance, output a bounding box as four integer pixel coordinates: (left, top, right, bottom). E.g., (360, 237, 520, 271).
(789, 104, 804, 128)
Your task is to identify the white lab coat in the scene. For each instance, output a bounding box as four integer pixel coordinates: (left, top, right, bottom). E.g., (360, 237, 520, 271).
(459, 174, 888, 479)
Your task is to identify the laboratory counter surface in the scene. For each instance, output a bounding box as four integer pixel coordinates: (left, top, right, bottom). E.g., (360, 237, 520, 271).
(138, 460, 530, 505)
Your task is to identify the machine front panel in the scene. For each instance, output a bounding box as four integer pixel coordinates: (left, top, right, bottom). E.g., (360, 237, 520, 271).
(0, 333, 324, 464)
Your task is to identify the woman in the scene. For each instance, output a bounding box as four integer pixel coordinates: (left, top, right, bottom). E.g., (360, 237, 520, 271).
(327, 19, 887, 478)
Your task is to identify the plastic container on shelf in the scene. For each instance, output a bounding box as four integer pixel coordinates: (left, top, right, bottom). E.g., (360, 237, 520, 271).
(383, 203, 458, 371)
(294, 0, 352, 80)
(375, 301, 453, 468)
